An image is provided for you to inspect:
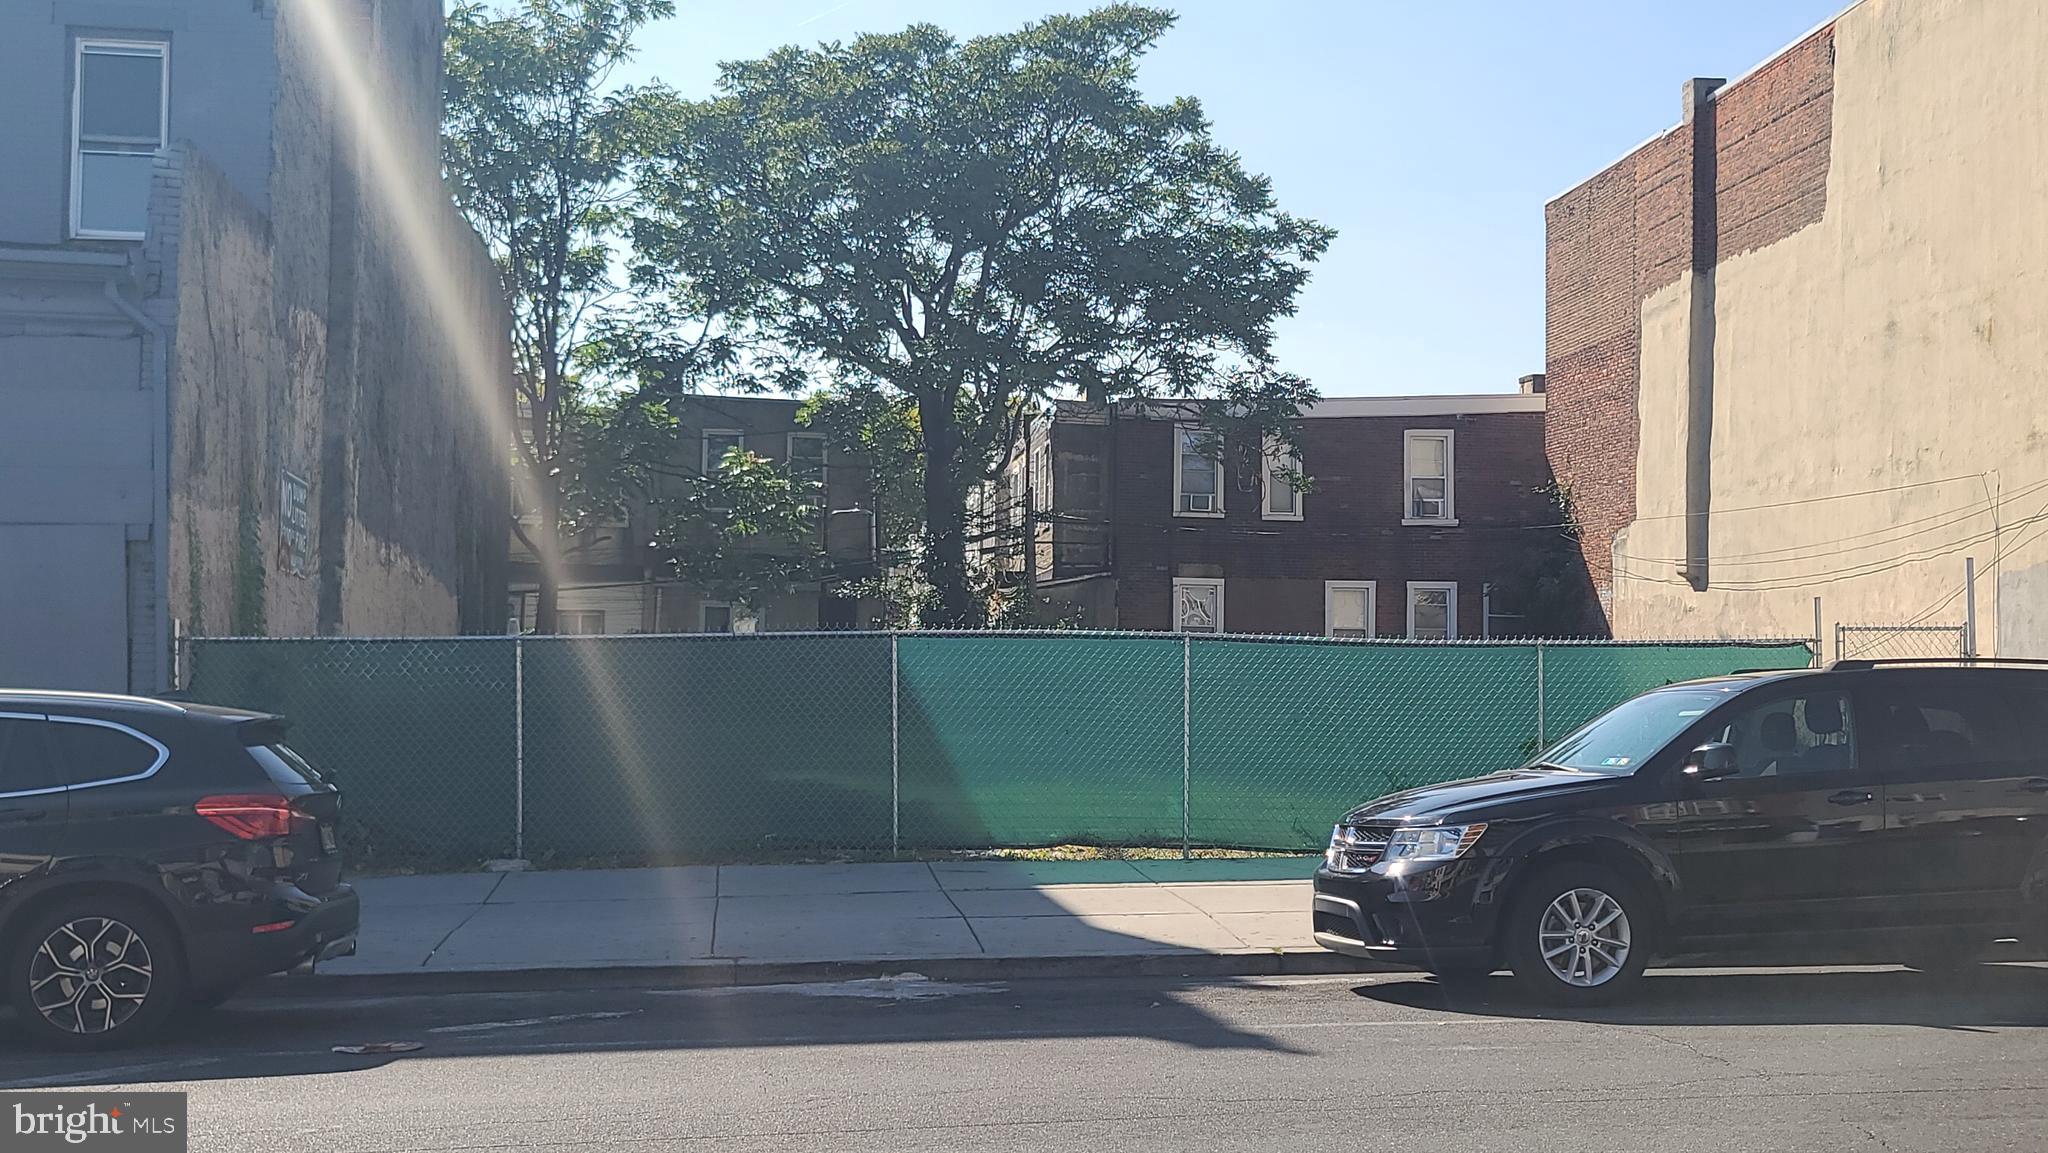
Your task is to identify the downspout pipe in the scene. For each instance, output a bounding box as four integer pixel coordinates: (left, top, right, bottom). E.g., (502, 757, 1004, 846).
(103, 277, 172, 694)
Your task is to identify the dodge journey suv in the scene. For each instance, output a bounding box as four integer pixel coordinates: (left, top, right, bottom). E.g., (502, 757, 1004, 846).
(1313, 659, 2048, 1003)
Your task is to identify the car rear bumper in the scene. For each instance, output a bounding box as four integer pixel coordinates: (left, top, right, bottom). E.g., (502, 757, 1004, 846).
(186, 881, 359, 991)
(1312, 865, 1498, 970)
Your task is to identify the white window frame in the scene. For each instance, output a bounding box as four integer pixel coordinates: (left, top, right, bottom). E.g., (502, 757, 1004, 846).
(1172, 577, 1225, 634)
(1323, 581, 1376, 639)
(1261, 436, 1303, 521)
(702, 429, 745, 475)
(1403, 429, 1457, 526)
(559, 609, 607, 635)
(1172, 425, 1224, 518)
(70, 38, 171, 241)
(1406, 581, 1458, 641)
(700, 601, 734, 634)
(787, 432, 826, 482)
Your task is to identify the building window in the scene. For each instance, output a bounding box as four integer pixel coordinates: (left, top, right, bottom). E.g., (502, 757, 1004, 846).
(701, 603, 733, 634)
(1172, 578, 1224, 633)
(1262, 437, 1302, 520)
(559, 609, 607, 635)
(788, 433, 826, 494)
(1173, 426, 1223, 517)
(1407, 582, 1457, 641)
(1403, 430, 1455, 524)
(702, 430, 744, 475)
(71, 39, 169, 240)
(1324, 581, 1375, 639)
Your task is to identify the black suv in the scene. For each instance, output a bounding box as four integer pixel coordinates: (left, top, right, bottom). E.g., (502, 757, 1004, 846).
(0, 691, 358, 1048)
(1314, 660, 2048, 1003)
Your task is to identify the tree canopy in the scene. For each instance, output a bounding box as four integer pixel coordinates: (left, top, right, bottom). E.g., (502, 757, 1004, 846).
(630, 5, 1333, 625)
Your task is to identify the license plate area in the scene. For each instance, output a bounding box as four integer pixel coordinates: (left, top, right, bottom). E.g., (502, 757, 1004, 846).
(319, 824, 337, 853)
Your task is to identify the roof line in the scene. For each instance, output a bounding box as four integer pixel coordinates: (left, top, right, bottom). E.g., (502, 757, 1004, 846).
(1545, 0, 1864, 207)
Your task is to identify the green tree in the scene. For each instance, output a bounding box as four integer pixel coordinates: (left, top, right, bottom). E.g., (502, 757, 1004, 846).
(630, 5, 1333, 625)
(646, 444, 833, 616)
(443, 0, 697, 632)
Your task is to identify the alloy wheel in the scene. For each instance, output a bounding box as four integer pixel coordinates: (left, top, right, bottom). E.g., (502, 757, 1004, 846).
(27, 916, 155, 1036)
(1537, 887, 1631, 988)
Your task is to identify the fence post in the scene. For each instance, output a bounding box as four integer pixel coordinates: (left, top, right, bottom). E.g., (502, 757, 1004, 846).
(1964, 556, 1978, 658)
(1812, 596, 1823, 668)
(890, 631, 900, 858)
(514, 635, 525, 862)
(1182, 633, 1192, 860)
(1534, 639, 1546, 749)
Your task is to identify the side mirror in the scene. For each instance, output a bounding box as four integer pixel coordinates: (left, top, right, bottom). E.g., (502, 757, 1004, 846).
(1681, 741, 1739, 782)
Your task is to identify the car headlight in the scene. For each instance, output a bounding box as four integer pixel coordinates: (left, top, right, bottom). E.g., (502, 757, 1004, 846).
(1382, 823, 1487, 864)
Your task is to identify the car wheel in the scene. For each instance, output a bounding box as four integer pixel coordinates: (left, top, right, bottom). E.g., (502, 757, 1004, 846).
(1505, 863, 1653, 1006)
(8, 896, 186, 1051)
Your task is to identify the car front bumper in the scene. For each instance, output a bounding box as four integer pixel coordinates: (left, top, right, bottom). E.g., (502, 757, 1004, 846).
(1312, 861, 1500, 970)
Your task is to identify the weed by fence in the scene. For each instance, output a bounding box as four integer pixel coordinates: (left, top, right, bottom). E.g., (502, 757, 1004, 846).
(184, 632, 1812, 866)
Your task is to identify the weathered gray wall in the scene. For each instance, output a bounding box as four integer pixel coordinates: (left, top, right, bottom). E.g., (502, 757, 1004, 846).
(0, 0, 278, 246)
(166, 0, 509, 641)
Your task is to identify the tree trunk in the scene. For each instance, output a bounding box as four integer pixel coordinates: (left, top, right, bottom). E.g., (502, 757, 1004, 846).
(917, 391, 981, 628)
(532, 463, 563, 634)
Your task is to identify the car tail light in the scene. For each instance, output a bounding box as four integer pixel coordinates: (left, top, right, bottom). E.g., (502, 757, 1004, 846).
(195, 794, 298, 840)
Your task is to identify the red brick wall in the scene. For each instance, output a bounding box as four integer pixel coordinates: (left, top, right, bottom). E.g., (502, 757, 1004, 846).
(1544, 26, 1835, 631)
(1109, 411, 1555, 636)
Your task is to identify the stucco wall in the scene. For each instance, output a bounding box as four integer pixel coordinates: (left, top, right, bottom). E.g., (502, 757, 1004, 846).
(1613, 0, 2048, 655)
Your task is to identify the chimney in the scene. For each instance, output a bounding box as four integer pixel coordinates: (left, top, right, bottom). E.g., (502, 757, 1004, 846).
(1519, 373, 1547, 395)
(1679, 77, 1723, 593)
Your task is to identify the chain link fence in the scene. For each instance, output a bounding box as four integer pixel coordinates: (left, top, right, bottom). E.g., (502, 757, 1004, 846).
(1834, 622, 1969, 662)
(184, 632, 1813, 866)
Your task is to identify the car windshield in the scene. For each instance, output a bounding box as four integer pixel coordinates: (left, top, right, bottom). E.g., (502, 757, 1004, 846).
(1529, 689, 1728, 774)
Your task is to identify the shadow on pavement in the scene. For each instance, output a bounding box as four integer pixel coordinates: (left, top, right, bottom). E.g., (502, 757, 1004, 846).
(1356, 963, 2048, 1029)
(0, 972, 1309, 1088)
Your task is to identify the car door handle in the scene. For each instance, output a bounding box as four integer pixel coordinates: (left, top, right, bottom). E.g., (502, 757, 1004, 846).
(2023, 778, 2048, 794)
(1827, 790, 1874, 806)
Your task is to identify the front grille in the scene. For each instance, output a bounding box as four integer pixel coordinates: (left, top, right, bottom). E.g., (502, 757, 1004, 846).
(1325, 824, 1391, 872)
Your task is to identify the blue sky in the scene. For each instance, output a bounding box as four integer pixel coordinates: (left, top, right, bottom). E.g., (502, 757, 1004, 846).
(613, 1, 1849, 398)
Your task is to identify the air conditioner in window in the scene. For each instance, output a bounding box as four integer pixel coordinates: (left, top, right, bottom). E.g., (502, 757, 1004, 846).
(1414, 497, 1445, 520)
(1185, 493, 1214, 513)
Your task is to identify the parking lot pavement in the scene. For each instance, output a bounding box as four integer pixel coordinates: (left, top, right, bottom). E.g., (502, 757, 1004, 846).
(327, 859, 1324, 979)
(6, 964, 2048, 1151)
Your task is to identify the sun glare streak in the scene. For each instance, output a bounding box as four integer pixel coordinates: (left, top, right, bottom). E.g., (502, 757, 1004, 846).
(295, 3, 682, 861)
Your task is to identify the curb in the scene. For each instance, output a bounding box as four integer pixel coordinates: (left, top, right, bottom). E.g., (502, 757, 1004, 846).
(242, 950, 1400, 999)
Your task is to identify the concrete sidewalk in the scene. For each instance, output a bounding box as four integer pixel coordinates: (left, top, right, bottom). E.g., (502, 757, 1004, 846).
(303, 857, 1349, 991)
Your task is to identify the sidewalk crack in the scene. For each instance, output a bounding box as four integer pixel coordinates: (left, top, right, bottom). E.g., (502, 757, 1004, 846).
(419, 872, 507, 968)
(930, 861, 986, 955)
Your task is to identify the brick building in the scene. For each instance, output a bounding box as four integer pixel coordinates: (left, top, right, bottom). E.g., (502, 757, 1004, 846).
(1542, 0, 2048, 655)
(984, 388, 1566, 637)
(509, 395, 882, 634)
(0, 0, 509, 691)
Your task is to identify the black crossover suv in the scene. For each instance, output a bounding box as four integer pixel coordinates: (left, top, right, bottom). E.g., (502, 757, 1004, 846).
(1314, 660, 2048, 1003)
(0, 691, 358, 1048)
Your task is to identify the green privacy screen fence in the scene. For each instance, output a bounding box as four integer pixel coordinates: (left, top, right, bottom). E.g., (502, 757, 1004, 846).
(184, 633, 1812, 864)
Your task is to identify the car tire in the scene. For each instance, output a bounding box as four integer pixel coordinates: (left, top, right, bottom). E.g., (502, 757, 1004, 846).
(8, 895, 187, 1051)
(1504, 862, 1654, 1006)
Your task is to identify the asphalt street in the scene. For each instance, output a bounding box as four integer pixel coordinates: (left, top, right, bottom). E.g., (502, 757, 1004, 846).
(5, 964, 2048, 1152)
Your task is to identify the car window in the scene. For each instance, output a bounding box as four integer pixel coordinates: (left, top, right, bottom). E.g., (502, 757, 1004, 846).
(48, 718, 162, 785)
(250, 743, 326, 788)
(0, 717, 65, 794)
(1862, 679, 2022, 774)
(1704, 691, 1855, 779)
(1533, 689, 1730, 773)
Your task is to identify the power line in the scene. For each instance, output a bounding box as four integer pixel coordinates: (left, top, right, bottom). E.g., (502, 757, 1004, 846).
(1619, 472, 1993, 524)
(1615, 475, 2048, 569)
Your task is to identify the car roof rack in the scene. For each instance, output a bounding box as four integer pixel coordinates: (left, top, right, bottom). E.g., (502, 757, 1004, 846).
(1826, 657, 2048, 671)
